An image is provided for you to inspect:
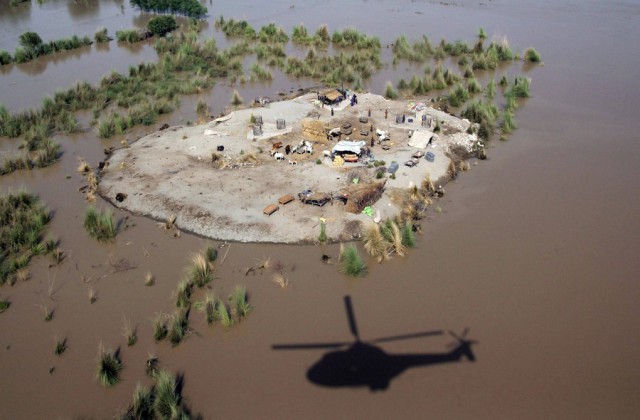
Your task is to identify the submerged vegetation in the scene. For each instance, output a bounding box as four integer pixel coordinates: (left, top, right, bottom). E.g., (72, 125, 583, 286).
(5, 31, 93, 65)
(130, 0, 207, 18)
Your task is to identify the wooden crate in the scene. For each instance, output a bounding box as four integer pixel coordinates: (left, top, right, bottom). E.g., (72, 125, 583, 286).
(263, 204, 279, 216)
(278, 195, 295, 205)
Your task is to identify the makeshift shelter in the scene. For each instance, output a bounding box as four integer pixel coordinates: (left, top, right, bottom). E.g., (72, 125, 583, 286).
(332, 140, 366, 156)
(341, 181, 386, 214)
(318, 89, 345, 105)
(408, 130, 437, 150)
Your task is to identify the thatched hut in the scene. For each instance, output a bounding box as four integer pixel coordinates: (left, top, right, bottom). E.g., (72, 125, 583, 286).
(341, 180, 386, 214)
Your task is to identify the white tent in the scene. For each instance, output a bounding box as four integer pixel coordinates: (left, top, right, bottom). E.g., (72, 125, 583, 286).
(408, 130, 437, 149)
(332, 140, 366, 155)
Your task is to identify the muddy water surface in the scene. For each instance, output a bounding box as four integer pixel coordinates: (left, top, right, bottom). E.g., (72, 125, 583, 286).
(1, 0, 640, 419)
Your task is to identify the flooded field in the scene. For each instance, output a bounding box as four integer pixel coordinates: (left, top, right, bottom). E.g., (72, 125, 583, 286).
(1, 0, 639, 418)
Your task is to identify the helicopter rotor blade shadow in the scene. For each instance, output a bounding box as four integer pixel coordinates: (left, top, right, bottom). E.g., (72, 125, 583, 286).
(272, 342, 350, 350)
(370, 330, 444, 344)
(344, 296, 359, 340)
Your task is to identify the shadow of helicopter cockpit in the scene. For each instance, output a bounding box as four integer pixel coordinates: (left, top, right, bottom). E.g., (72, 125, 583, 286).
(272, 296, 477, 391)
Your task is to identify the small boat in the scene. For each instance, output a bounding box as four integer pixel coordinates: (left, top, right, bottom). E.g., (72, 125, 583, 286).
(343, 153, 359, 163)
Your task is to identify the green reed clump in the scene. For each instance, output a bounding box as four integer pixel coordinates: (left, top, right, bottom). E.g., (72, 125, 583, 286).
(168, 309, 189, 345)
(216, 298, 234, 328)
(292, 24, 312, 44)
(501, 109, 517, 133)
(175, 280, 192, 308)
(448, 83, 469, 107)
(216, 18, 256, 39)
(0, 50, 12, 65)
(339, 244, 367, 277)
(251, 63, 273, 81)
(507, 76, 531, 98)
(524, 47, 541, 63)
(0, 300, 10, 313)
(401, 221, 416, 248)
(83, 206, 116, 242)
(485, 77, 496, 100)
(384, 82, 398, 99)
(129, 384, 154, 419)
(153, 313, 168, 341)
(116, 29, 141, 43)
(205, 246, 217, 263)
(461, 100, 499, 128)
(153, 370, 185, 419)
(13, 31, 92, 64)
(54, 338, 67, 356)
(318, 221, 328, 244)
(230, 285, 251, 320)
(332, 28, 380, 50)
(190, 253, 213, 288)
(257, 23, 289, 43)
(94, 27, 109, 43)
(467, 78, 482, 94)
(96, 345, 122, 387)
(131, 0, 207, 18)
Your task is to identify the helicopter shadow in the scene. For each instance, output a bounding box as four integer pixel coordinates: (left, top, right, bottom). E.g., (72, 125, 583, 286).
(273, 296, 477, 391)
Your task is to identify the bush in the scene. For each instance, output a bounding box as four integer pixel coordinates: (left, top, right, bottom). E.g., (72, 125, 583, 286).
(0, 50, 12, 65)
(148, 15, 178, 37)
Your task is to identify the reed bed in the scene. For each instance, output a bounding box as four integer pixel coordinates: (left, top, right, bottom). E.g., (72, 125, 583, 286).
(0, 190, 51, 285)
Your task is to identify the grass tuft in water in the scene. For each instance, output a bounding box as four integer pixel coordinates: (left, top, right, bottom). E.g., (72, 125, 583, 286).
(96, 345, 122, 387)
(338, 243, 367, 277)
(83, 206, 116, 242)
(230, 285, 251, 320)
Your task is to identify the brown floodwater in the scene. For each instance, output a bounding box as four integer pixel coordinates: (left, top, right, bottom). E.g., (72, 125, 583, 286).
(1, 0, 640, 418)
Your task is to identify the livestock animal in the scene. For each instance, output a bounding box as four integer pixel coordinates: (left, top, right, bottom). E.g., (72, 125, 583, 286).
(288, 159, 297, 165)
(272, 142, 283, 150)
(285, 144, 291, 155)
(274, 152, 285, 161)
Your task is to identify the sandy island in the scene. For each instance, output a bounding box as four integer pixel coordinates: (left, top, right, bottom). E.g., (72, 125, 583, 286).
(99, 92, 478, 243)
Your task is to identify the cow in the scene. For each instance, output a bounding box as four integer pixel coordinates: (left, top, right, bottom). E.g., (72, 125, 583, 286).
(272, 142, 283, 150)
(288, 159, 297, 165)
(285, 144, 291, 155)
(274, 152, 285, 161)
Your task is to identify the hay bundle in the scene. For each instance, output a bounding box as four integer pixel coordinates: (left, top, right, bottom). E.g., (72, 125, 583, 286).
(301, 118, 327, 143)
